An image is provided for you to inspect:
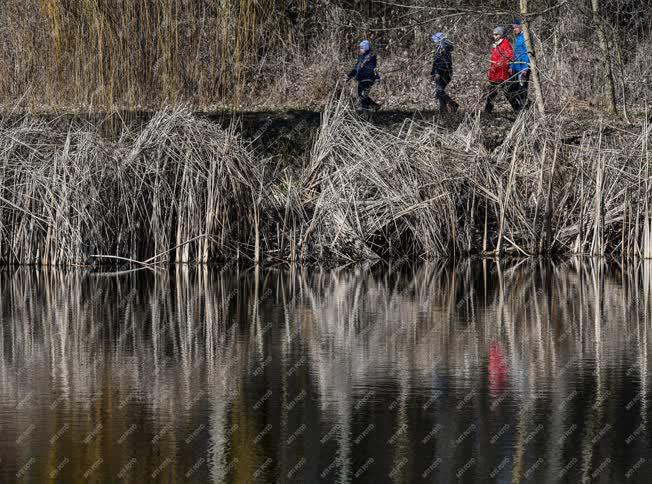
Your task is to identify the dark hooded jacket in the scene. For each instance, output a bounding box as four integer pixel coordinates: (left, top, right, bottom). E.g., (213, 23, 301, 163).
(347, 52, 378, 82)
(431, 39, 454, 78)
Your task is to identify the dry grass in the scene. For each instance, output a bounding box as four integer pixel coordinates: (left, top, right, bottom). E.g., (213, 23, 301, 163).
(0, 1, 650, 113)
(283, 97, 652, 261)
(0, 107, 262, 265)
(0, 98, 650, 265)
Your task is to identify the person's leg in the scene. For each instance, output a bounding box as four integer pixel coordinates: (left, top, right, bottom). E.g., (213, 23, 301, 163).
(435, 74, 451, 113)
(366, 81, 380, 110)
(446, 73, 459, 112)
(519, 72, 531, 110)
(508, 73, 528, 111)
(483, 82, 499, 112)
(358, 80, 377, 110)
(505, 80, 522, 112)
(357, 81, 369, 110)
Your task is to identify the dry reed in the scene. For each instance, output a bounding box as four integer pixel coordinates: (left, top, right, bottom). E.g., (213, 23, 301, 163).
(0, 99, 651, 265)
(283, 97, 652, 261)
(0, 106, 261, 265)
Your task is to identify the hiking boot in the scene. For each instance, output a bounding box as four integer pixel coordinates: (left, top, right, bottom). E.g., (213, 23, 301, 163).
(449, 100, 460, 113)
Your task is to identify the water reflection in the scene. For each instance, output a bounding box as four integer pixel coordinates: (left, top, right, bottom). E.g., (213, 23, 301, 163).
(0, 259, 650, 482)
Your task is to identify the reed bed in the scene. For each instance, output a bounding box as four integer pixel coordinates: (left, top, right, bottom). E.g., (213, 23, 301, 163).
(0, 107, 261, 265)
(285, 99, 652, 260)
(0, 100, 650, 265)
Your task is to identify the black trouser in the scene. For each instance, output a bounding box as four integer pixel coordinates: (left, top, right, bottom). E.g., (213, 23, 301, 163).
(509, 70, 530, 111)
(434, 72, 456, 112)
(483, 80, 520, 112)
(358, 80, 378, 110)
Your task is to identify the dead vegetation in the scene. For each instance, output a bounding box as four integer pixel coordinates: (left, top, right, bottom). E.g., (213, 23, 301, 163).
(0, 1, 650, 113)
(0, 100, 650, 265)
(0, 107, 261, 265)
(287, 99, 652, 261)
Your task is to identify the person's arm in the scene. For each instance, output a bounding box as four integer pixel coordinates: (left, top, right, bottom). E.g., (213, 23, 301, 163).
(431, 50, 443, 79)
(509, 40, 516, 72)
(500, 42, 514, 68)
(431, 53, 438, 78)
(369, 55, 380, 80)
(523, 35, 531, 73)
(346, 56, 360, 80)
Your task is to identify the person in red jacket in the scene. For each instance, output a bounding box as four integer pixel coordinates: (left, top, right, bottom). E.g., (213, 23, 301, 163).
(483, 27, 520, 113)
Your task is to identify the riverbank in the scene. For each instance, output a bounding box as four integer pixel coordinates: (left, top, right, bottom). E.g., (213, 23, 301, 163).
(0, 101, 650, 265)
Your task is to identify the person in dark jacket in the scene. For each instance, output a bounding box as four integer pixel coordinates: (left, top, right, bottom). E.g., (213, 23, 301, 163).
(430, 32, 459, 113)
(345, 40, 381, 111)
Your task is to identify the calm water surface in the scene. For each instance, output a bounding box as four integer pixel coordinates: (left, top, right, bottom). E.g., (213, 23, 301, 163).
(0, 260, 651, 483)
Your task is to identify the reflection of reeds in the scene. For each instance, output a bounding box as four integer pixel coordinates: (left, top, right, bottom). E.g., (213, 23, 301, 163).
(1, 261, 650, 384)
(291, 260, 650, 390)
(0, 260, 650, 480)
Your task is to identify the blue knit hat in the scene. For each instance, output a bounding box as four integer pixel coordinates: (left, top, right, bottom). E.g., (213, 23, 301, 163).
(431, 32, 445, 43)
(513, 18, 522, 26)
(359, 40, 371, 52)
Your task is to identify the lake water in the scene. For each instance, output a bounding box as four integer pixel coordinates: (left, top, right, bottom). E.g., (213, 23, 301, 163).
(0, 260, 650, 483)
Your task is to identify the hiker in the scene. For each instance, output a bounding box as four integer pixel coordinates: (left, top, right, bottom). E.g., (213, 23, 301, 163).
(509, 18, 531, 111)
(430, 32, 459, 113)
(483, 27, 519, 113)
(345, 40, 381, 111)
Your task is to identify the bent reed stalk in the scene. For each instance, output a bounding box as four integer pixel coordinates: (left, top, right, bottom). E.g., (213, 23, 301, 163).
(0, 100, 650, 265)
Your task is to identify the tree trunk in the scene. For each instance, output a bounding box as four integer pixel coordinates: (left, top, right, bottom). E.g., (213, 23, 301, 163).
(591, 0, 617, 114)
(611, 27, 630, 122)
(519, 0, 545, 114)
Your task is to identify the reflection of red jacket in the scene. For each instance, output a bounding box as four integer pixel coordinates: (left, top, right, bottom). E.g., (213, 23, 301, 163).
(488, 342, 507, 394)
(488, 38, 513, 83)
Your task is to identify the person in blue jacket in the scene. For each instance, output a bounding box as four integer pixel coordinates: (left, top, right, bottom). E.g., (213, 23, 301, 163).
(430, 32, 459, 113)
(345, 40, 381, 111)
(509, 18, 531, 111)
